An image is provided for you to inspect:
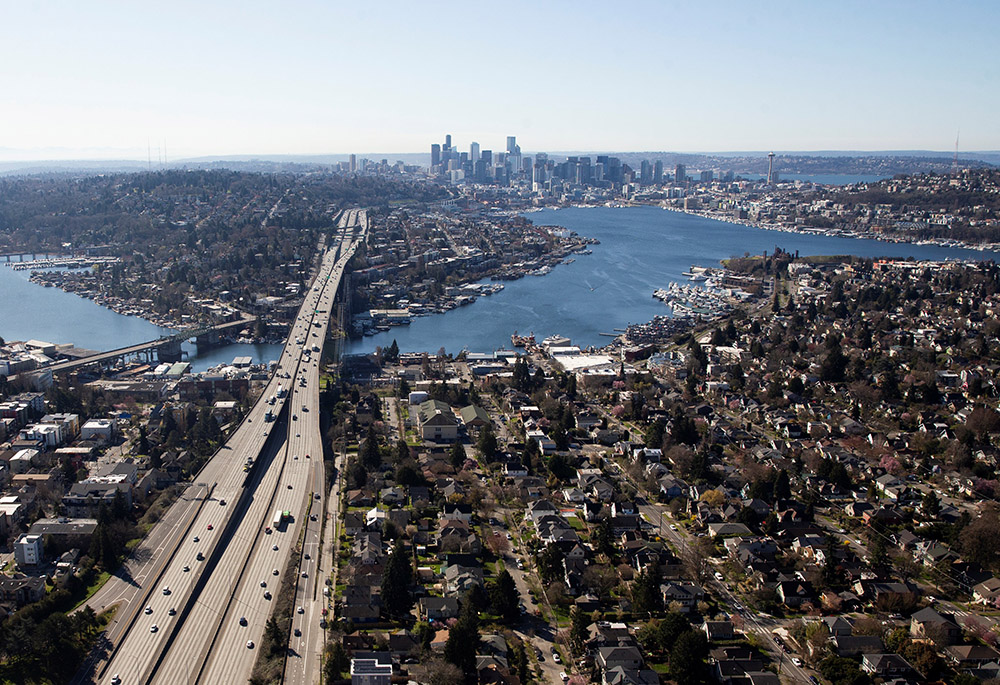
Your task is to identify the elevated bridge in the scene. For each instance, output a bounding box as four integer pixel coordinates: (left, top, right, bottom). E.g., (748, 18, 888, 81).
(48, 317, 256, 373)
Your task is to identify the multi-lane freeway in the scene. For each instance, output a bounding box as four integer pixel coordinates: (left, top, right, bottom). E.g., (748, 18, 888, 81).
(93, 209, 367, 685)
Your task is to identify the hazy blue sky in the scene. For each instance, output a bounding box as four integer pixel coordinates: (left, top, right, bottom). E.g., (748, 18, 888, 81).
(1, 0, 997, 160)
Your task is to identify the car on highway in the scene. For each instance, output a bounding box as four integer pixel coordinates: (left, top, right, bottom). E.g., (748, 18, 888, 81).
(239, 616, 247, 626)
(193, 536, 199, 542)
(246, 641, 254, 649)
(304, 553, 310, 560)
(670, 524, 678, 530)
(263, 590, 271, 599)
(162, 586, 170, 595)
(273, 568, 279, 575)
(792, 657, 803, 667)
(293, 627, 301, 637)
(196, 552, 204, 560)
(111, 676, 121, 685)
(168, 607, 176, 616)
(265, 527, 271, 534)
(150, 624, 158, 633)
(272, 544, 279, 551)
(297, 606, 304, 614)
(260, 580, 267, 587)
(715, 571, 725, 581)
(301, 571, 308, 578)
(207, 524, 213, 530)
(144, 606, 153, 614)
(219, 499, 226, 506)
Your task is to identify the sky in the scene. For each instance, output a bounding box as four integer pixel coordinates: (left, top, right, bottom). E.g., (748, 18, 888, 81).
(1, 0, 998, 160)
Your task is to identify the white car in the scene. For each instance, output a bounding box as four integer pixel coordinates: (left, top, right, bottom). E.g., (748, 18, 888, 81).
(144, 606, 153, 615)
(246, 640, 254, 649)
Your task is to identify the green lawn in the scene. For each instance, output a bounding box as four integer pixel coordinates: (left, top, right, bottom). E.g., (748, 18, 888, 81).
(72, 570, 111, 611)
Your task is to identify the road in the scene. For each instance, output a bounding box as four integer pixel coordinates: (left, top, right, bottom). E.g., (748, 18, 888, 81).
(635, 496, 814, 684)
(94, 209, 367, 685)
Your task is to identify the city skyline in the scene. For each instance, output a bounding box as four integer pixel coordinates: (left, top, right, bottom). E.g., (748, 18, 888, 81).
(1, 1, 999, 161)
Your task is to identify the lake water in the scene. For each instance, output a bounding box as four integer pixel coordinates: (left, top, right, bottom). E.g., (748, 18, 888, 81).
(345, 206, 1000, 355)
(4, 207, 998, 365)
(0, 261, 281, 372)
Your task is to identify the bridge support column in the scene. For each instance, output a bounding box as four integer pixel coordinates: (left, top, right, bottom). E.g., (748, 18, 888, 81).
(195, 330, 222, 348)
(157, 340, 183, 363)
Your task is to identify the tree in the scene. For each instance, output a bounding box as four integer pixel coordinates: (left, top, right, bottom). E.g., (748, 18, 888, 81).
(380, 540, 413, 617)
(820, 655, 872, 685)
(670, 629, 709, 685)
(569, 607, 589, 655)
(922, 490, 941, 518)
(137, 424, 150, 455)
(420, 658, 464, 685)
(477, 425, 498, 460)
(444, 601, 479, 679)
(394, 439, 410, 465)
(361, 427, 381, 469)
(488, 570, 520, 624)
(537, 543, 565, 584)
(449, 441, 467, 468)
(774, 469, 791, 500)
(631, 567, 662, 614)
(323, 640, 349, 680)
(960, 504, 1000, 568)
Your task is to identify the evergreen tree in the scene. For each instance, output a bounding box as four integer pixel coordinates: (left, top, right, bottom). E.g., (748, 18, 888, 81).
(488, 569, 520, 624)
(670, 629, 709, 685)
(449, 441, 467, 468)
(380, 540, 413, 617)
(476, 425, 498, 460)
(774, 469, 791, 501)
(361, 427, 381, 469)
(444, 600, 480, 679)
(632, 566, 663, 614)
(569, 606, 589, 655)
(137, 424, 150, 455)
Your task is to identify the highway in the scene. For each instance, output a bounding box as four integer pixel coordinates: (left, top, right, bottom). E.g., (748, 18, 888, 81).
(96, 209, 366, 685)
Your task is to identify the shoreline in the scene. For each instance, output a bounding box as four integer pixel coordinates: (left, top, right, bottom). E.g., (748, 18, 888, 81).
(526, 200, 1000, 255)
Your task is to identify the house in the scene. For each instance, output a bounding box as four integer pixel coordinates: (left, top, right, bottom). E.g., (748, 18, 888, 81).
(861, 653, 913, 678)
(602, 666, 659, 685)
(417, 400, 459, 441)
(527, 499, 560, 524)
(823, 616, 854, 637)
(973, 577, 1000, 606)
(596, 645, 643, 672)
(946, 644, 1000, 668)
(707, 522, 753, 538)
(832, 636, 884, 658)
(703, 620, 736, 641)
(909, 606, 961, 644)
(661, 582, 705, 613)
(0, 574, 46, 607)
(350, 651, 392, 685)
(418, 596, 460, 621)
(459, 404, 491, 429)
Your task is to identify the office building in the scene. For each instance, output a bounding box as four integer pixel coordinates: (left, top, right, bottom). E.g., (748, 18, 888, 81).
(430, 144, 441, 168)
(675, 164, 686, 184)
(654, 160, 664, 184)
(470, 141, 479, 162)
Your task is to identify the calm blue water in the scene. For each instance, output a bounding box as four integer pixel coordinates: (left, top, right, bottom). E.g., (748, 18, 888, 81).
(0, 262, 281, 372)
(4, 208, 998, 364)
(345, 206, 1000, 355)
